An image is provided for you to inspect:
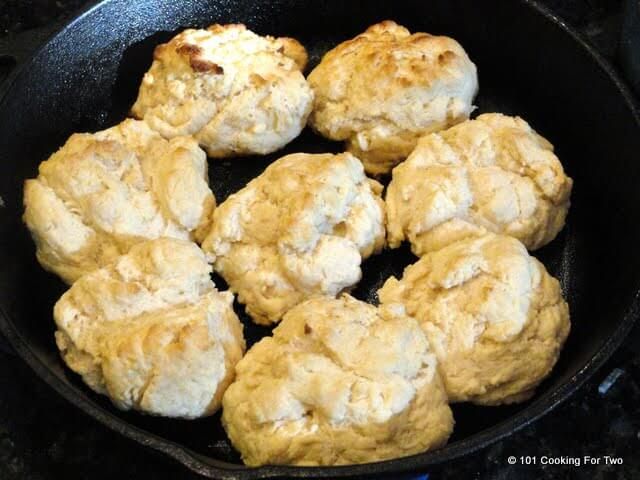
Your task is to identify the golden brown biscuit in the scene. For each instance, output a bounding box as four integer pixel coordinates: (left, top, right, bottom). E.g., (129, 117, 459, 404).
(379, 233, 571, 405)
(222, 295, 453, 466)
(23, 119, 214, 283)
(201, 152, 385, 325)
(132, 24, 313, 157)
(54, 238, 245, 419)
(308, 20, 478, 174)
(386, 113, 573, 255)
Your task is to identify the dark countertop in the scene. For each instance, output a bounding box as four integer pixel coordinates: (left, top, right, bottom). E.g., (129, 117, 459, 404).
(1, 1, 639, 479)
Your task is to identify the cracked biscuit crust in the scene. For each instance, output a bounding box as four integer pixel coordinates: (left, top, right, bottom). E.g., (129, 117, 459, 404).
(308, 20, 478, 175)
(132, 23, 313, 157)
(23, 119, 215, 284)
(222, 295, 453, 466)
(386, 113, 573, 255)
(379, 234, 570, 405)
(54, 238, 245, 419)
(201, 152, 386, 325)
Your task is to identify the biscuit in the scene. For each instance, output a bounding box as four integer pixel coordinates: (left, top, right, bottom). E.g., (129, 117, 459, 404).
(308, 20, 478, 174)
(386, 113, 573, 254)
(23, 119, 215, 283)
(54, 238, 245, 419)
(201, 152, 385, 325)
(132, 24, 313, 157)
(378, 233, 571, 405)
(222, 294, 453, 466)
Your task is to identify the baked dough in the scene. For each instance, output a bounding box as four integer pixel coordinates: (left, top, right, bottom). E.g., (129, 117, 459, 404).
(222, 294, 453, 466)
(378, 233, 570, 405)
(132, 24, 313, 157)
(54, 238, 245, 419)
(23, 119, 215, 284)
(386, 113, 573, 255)
(201, 152, 385, 325)
(307, 20, 478, 175)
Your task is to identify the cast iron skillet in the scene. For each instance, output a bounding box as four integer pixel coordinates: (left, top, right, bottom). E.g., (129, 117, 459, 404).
(1, 0, 639, 478)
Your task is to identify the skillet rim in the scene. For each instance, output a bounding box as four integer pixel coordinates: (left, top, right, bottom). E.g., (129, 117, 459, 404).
(0, 0, 639, 477)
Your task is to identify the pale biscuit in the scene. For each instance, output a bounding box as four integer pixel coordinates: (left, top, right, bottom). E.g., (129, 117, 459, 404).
(379, 233, 571, 405)
(23, 119, 215, 283)
(54, 238, 245, 419)
(222, 294, 453, 466)
(386, 113, 573, 255)
(201, 152, 385, 325)
(132, 24, 313, 157)
(308, 20, 478, 174)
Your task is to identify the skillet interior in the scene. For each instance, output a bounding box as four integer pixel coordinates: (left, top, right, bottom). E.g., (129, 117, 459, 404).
(0, 0, 639, 477)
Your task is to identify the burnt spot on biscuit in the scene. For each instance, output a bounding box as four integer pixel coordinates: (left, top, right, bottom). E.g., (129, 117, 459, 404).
(438, 50, 457, 65)
(249, 73, 267, 86)
(176, 43, 203, 56)
(173, 42, 225, 74)
(190, 58, 224, 74)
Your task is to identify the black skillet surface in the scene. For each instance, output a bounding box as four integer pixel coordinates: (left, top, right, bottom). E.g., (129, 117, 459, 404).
(0, 0, 639, 478)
